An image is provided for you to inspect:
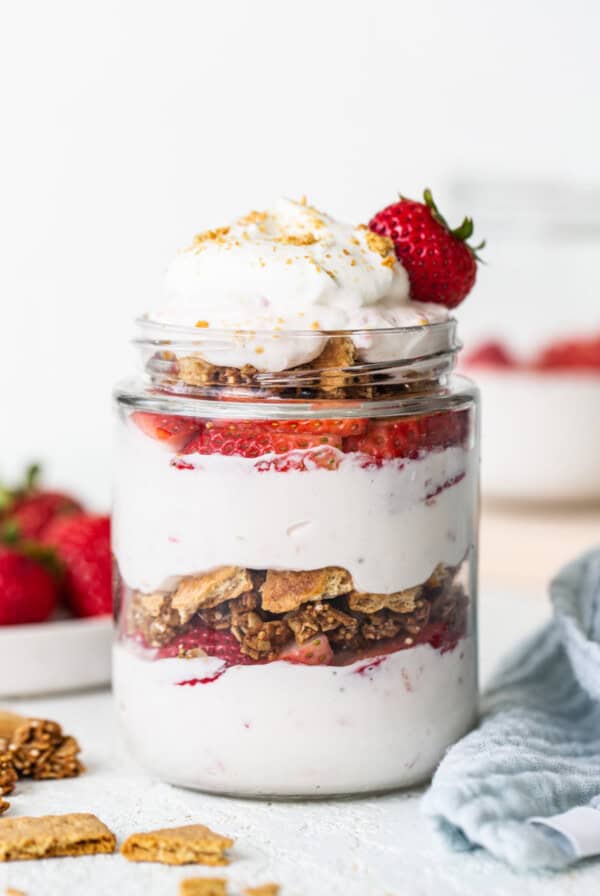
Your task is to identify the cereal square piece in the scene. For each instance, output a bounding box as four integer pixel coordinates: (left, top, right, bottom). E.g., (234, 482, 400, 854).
(245, 885, 280, 896)
(261, 567, 352, 613)
(172, 568, 253, 623)
(121, 824, 233, 866)
(0, 813, 116, 861)
(179, 878, 228, 896)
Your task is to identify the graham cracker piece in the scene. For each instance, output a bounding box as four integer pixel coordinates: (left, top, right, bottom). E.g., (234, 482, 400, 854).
(245, 885, 280, 896)
(177, 356, 258, 389)
(301, 337, 356, 394)
(261, 567, 352, 613)
(172, 568, 254, 624)
(0, 813, 116, 861)
(179, 879, 228, 896)
(121, 823, 233, 866)
(348, 585, 422, 615)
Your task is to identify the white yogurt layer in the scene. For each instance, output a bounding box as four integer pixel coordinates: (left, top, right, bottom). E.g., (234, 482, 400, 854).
(113, 636, 477, 796)
(147, 198, 448, 371)
(112, 421, 478, 595)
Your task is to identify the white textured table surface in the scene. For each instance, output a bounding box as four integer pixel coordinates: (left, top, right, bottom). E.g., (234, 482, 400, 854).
(2, 589, 599, 896)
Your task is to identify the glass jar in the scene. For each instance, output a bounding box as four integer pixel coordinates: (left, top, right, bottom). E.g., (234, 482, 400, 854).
(112, 319, 480, 797)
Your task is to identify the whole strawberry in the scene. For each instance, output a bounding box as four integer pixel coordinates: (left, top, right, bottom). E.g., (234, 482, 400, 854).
(0, 465, 82, 540)
(0, 544, 59, 625)
(43, 514, 112, 618)
(369, 189, 484, 308)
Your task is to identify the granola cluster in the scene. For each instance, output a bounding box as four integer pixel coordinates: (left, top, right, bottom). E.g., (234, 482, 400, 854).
(128, 562, 467, 663)
(0, 712, 84, 799)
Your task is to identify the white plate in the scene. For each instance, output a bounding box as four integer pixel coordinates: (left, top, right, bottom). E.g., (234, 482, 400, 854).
(473, 371, 600, 502)
(0, 616, 112, 697)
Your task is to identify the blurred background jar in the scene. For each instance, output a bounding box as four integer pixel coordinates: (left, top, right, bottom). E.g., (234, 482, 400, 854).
(448, 177, 600, 590)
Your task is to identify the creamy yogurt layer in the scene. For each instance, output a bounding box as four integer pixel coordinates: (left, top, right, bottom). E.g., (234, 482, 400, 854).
(113, 636, 477, 796)
(146, 198, 448, 371)
(113, 419, 476, 595)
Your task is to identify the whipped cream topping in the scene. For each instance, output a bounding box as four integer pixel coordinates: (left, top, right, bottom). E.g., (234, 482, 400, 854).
(147, 198, 448, 371)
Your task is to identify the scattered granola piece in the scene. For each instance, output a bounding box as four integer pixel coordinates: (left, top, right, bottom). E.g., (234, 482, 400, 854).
(0, 750, 17, 797)
(121, 824, 233, 866)
(245, 885, 280, 896)
(0, 813, 115, 861)
(348, 586, 422, 615)
(172, 567, 253, 624)
(261, 567, 353, 613)
(5, 888, 27, 896)
(7, 718, 84, 781)
(0, 799, 9, 816)
(179, 879, 228, 896)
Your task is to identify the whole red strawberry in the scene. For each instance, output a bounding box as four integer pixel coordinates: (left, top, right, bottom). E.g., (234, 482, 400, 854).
(0, 544, 59, 625)
(369, 189, 484, 308)
(0, 465, 82, 540)
(43, 514, 112, 618)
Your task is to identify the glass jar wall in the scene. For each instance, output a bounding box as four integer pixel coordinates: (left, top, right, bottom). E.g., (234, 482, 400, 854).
(112, 322, 479, 797)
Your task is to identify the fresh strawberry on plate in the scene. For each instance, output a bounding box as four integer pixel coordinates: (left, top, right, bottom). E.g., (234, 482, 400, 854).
(0, 465, 82, 539)
(369, 189, 483, 308)
(43, 514, 112, 618)
(0, 541, 59, 625)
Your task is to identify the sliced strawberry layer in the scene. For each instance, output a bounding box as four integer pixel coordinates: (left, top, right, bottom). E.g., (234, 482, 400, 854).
(183, 428, 343, 458)
(208, 418, 368, 437)
(343, 411, 468, 460)
(132, 412, 201, 450)
(157, 625, 252, 665)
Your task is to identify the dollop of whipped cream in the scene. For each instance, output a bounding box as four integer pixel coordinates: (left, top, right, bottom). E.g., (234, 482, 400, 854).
(147, 198, 448, 371)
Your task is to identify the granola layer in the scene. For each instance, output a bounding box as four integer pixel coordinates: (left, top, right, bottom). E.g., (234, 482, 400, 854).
(125, 561, 468, 665)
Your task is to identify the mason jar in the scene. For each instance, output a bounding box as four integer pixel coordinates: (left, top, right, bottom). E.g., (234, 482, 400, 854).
(112, 318, 479, 797)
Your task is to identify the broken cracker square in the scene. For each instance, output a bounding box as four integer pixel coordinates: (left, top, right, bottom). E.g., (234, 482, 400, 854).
(245, 885, 280, 896)
(121, 823, 233, 866)
(172, 568, 253, 624)
(261, 567, 352, 613)
(348, 585, 421, 615)
(0, 813, 116, 861)
(179, 878, 228, 896)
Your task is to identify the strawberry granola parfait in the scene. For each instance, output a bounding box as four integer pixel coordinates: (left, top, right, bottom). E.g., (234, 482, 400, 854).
(113, 195, 482, 796)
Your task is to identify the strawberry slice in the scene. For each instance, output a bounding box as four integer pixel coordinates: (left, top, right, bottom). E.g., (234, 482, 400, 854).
(131, 412, 201, 450)
(343, 411, 468, 460)
(183, 428, 342, 458)
(463, 340, 516, 369)
(533, 335, 600, 371)
(279, 634, 334, 666)
(255, 446, 341, 472)
(209, 418, 368, 437)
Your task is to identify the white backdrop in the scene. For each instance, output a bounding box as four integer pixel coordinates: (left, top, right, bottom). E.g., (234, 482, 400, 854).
(2, 0, 599, 507)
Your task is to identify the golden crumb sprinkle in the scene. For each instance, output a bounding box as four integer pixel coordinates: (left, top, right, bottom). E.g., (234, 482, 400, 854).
(195, 320, 210, 328)
(192, 227, 230, 247)
(300, 195, 308, 206)
(276, 232, 317, 246)
(311, 321, 320, 330)
(255, 346, 265, 355)
(364, 229, 395, 260)
(381, 254, 396, 268)
(238, 210, 268, 226)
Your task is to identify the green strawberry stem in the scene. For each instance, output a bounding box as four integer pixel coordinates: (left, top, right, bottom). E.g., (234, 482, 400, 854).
(422, 188, 485, 260)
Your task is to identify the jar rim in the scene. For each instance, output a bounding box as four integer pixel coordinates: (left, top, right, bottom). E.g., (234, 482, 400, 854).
(134, 314, 458, 342)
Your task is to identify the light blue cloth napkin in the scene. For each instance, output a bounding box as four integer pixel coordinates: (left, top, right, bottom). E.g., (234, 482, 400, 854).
(421, 547, 600, 871)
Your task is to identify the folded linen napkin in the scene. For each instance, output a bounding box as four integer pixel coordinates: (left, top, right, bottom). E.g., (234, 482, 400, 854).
(421, 547, 600, 871)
